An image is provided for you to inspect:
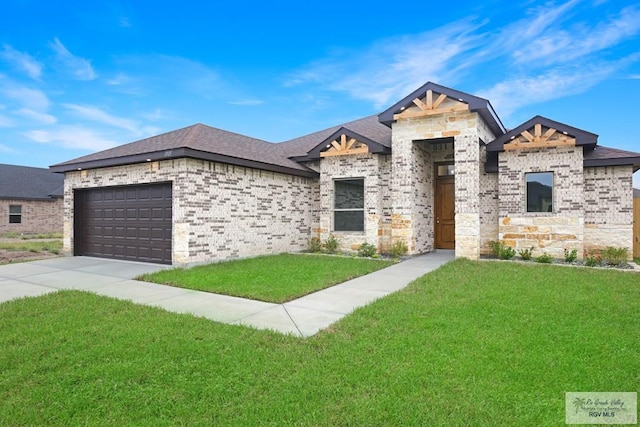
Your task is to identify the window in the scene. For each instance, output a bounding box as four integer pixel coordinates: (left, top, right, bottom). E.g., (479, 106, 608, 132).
(334, 179, 364, 232)
(9, 205, 22, 224)
(526, 172, 553, 212)
(437, 164, 455, 177)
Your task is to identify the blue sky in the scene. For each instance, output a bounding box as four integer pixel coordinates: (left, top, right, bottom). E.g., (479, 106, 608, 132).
(1, 0, 639, 187)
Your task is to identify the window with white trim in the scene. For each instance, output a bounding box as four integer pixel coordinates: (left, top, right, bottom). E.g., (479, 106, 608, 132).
(334, 179, 364, 232)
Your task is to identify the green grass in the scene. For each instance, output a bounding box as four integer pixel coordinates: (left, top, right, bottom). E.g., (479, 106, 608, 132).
(138, 253, 395, 303)
(1, 259, 639, 425)
(0, 232, 63, 239)
(0, 240, 62, 254)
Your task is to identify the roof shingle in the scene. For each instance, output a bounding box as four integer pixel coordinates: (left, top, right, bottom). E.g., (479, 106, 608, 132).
(0, 164, 64, 200)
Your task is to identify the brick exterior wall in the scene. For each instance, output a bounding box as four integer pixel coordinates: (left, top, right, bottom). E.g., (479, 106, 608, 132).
(318, 153, 392, 252)
(0, 198, 63, 234)
(498, 146, 584, 258)
(58, 109, 634, 264)
(583, 165, 633, 256)
(63, 158, 317, 265)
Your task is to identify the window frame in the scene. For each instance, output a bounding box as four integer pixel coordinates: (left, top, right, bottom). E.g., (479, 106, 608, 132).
(9, 204, 22, 224)
(333, 178, 365, 232)
(525, 172, 554, 213)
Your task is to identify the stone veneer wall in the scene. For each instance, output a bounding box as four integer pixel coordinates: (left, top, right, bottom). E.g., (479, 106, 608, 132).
(318, 153, 391, 252)
(391, 110, 495, 259)
(498, 146, 584, 258)
(0, 198, 63, 234)
(64, 158, 317, 265)
(583, 165, 633, 257)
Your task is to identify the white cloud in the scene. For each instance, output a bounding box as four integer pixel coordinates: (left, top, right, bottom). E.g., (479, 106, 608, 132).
(287, 1, 640, 117)
(16, 108, 57, 125)
(119, 17, 131, 28)
(24, 126, 118, 151)
(0, 45, 43, 80)
(105, 73, 132, 86)
(0, 114, 14, 127)
(141, 108, 173, 121)
(63, 103, 138, 132)
(112, 54, 223, 99)
(50, 38, 97, 80)
(517, 0, 579, 41)
(0, 143, 16, 153)
(228, 99, 266, 106)
(287, 18, 485, 108)
(511, 5, 640, 65)
(1, 84, 50, 111)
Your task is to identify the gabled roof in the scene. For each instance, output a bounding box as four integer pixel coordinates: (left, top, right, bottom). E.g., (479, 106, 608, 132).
(290, 126, 391, 162)
(277, 115, 391, 159)
(483, 115, 640, 172)
(377, 81, 506, 137)
(486, 115, 598, 152)
(0, 164, 64, 200)
(583, 145, 640, 170)
(50, 123, 318, 178)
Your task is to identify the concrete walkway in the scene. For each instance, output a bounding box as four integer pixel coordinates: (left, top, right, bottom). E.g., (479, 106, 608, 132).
(0, 251, 454, 337)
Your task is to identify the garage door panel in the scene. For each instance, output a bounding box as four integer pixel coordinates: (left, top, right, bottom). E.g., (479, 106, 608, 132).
(138, 227, 150, 239)
(75, 182, 172, 264)
(114, 226, 125, 238)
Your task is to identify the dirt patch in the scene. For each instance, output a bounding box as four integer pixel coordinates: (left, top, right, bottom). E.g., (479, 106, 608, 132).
(0, 249, 62, 265)
(0, 237, 63, 265)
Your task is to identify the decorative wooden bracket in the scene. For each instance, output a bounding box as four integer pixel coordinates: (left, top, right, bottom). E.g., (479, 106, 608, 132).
(320, 134, 370, 157)
(393, 89, 469, 120)
(504, 123, 576, 150)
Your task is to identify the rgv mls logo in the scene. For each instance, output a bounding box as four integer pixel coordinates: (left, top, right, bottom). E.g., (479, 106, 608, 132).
(566, 392, 637, 424)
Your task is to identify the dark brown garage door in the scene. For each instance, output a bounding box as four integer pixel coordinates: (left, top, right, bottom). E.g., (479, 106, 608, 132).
(74, 182, 172, 264)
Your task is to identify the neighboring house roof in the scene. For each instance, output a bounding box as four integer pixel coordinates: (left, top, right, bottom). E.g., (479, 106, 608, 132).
(377, 81, 506, 137)
(634, 188, 640, 198)
(0, 164, 64, 200)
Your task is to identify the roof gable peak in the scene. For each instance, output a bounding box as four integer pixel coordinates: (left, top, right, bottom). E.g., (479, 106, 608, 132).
(377, 81, 506, 136)
(487, 116, 598, 152)
(292, 127, 391, 161)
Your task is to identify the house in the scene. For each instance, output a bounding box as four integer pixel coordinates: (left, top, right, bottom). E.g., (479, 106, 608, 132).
(0, 164, 64, 235)
(50, 82, 640, 265)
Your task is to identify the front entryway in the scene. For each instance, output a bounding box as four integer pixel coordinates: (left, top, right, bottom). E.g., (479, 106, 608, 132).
(435, 165, 455, 249)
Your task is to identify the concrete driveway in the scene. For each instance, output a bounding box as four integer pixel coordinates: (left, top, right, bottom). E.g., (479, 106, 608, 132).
(0, 251, 454, 337)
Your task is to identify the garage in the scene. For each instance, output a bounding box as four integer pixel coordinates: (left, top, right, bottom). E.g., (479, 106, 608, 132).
(74, 182, 172, 264)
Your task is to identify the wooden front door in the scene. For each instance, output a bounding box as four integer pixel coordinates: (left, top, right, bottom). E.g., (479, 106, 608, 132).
(435, 177, 455, 249)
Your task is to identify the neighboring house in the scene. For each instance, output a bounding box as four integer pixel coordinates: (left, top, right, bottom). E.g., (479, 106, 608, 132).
(50, 82, 640, 265)
(0, 164, 64, 235)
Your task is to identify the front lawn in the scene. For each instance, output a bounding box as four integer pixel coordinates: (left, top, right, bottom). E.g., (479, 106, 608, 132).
(137, 253, 394, 303)
(1, 260, 638, 425)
